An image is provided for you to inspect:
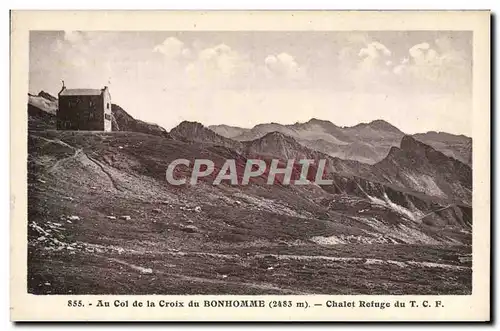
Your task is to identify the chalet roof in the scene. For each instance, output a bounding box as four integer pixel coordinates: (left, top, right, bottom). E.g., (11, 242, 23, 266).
(59, 88, 103, 96)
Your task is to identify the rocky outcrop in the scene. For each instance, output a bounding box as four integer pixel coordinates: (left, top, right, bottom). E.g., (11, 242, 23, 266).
(170, 121, 242, 150)
(372, 135, 472, 205)
(111, 104, 170, 138)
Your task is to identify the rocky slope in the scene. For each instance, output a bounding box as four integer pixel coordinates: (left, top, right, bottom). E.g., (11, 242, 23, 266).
(38, 90, 58, 102)
(28, 92, 58, 130)
(26, 92, 473, 295)
(28, 91, 58, 115)
(241, 131, 374, 178)
(27, 130, 472, 295)
(170, 121, 243, 151)
(175, 121, 472, 209)
(28, 130, 471, 251)
(110, 104, 170, 138)
(211, 119, 405, 164)
(413, 131, 472, 166)
(371, 135, 472, 205)
(207, 124, 249, 139)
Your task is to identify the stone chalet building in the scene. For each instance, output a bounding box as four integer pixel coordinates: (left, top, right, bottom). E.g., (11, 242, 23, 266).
(57, 83, 112, 131)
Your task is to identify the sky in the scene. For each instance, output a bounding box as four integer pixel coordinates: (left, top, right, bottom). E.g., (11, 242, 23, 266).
(29, 31, 473, 135)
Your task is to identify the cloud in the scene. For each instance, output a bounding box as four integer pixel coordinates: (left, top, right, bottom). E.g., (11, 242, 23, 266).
(153, 37, 191, 60)
(408, 42, 429, 57)
(51, 31, 90, 68)
(408, 42, 440, 65)
(264, 52, 304, 80)
(333, 39, 396, 91)
(185, 43, 253, 88)
(393, 40, 470, 91)
(52, 31, 85, 53)
(51, 31, 122, 72)
(357, 41, 392, 72)
(359, 41, 392, 58)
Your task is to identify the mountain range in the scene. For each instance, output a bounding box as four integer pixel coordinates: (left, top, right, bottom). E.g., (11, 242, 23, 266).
(28, 90, 472, 166)
(176, 119, 472, 206)
(209, 119, 472, 166)
(27, 90, 472, 295)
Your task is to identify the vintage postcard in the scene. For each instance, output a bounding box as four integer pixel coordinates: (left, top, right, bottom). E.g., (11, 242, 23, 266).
(10, 10, 490, 321)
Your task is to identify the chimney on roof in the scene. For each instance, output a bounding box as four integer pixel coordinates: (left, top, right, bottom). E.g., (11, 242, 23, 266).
(58, 80, 66, 95)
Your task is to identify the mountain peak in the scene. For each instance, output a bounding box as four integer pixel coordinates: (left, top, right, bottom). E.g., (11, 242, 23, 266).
(244, 130, 315, 160)
(303, 118, 340, 128)
(170, 121, 208, 139)
(384, 135, 435, 162)
(367, 120, 402, 133)
(260, 131, 296, 143)
(349, 119, 402, 134)
(177, 120, 205, 128)
(110, 103, 170, 138)
(307, 118, 328, 124)
(170, 120, 242, 150)
(38, 90, 58, 102)
(398, 135, 463, 167)
(400, 135, 428, 152)
(248, 131, 304, 150)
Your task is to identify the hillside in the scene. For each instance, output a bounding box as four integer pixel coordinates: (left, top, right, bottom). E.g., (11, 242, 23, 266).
(207, 124, 249, 139)
(413, 131, 472, 166)
(28, 92, 58, 115)
(28, 129, 471, 295)
(28, 103, 57, 130)
(26, 93, 472, 295)
(110, 104, 170, 138)
(371, 135, 472, 205)
(243, 131, 320, 160)
(170, 121, 243, 151)
(27, 91, 169, 138)
(28, 92, 58, 130)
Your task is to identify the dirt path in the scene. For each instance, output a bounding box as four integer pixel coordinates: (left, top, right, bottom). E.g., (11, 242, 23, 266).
(84, 153, 122, 191)
(131, 250, 469, 271)
(48, 148, 82, 172)
(106, 256, 308, 295)
(168, 250, 469, 271)
(416, 204, 455, 221)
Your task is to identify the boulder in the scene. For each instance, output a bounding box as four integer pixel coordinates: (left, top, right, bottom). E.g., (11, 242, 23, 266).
(181, 225, 199, 233)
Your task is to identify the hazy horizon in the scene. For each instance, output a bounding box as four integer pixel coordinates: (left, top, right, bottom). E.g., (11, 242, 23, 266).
(29, 31, 472, 136)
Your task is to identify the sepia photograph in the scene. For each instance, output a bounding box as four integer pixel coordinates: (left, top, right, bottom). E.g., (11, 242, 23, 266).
(27, 29, 474, 295)
(10, 10, 490, 321)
